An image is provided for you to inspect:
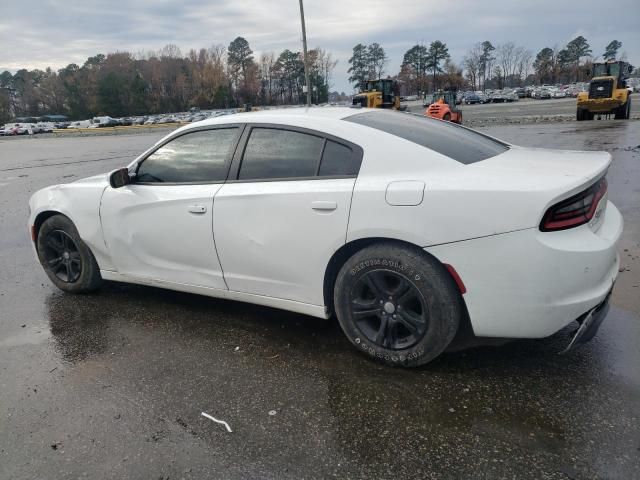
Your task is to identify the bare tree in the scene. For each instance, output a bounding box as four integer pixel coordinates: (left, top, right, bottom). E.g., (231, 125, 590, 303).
(368, 43, 387, 79)
(515, 47, 532, 85)
(497, 42, 517, 87)
(463, 43, 483, 91)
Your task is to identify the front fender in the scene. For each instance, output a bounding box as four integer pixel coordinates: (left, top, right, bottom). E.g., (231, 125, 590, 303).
(28, 182, 115, 271)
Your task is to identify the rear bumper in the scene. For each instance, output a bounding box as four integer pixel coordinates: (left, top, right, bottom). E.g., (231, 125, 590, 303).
(427, 201, 623, 339)
(560, 288, 612, 353)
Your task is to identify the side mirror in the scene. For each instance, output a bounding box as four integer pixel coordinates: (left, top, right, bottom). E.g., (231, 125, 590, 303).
(109, 168, 132, 188)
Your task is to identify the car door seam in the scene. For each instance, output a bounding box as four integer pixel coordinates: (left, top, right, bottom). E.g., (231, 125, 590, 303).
(97, 185, 113, 260)
(211, 187, 230, 290)
(344, 176, 358, 244)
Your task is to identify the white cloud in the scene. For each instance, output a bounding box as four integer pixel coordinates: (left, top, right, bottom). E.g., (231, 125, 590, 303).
(1, 0, 638, 92)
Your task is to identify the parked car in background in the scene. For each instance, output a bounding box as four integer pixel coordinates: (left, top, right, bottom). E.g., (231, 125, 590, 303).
(8, 123, 32, 135)
(514, 87, 526, 98)
(476, 92, 490, 103)
(89, 116, 118, 128)
(35, 122, 54, 133)
(464, 92, 481, 104)
(491, 91, 507, 103)
(68, 120, 92, 129)
(538, 88, 552, 100)
(503, 90, 518, 102)
(0, 124, 16, 135)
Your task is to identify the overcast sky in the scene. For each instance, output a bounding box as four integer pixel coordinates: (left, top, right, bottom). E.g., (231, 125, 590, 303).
(1, 0, 639, 92)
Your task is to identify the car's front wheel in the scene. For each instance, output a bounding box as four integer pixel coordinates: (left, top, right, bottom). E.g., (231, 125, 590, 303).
(334, 243, 462, 367)
(37, 214, 102, 293)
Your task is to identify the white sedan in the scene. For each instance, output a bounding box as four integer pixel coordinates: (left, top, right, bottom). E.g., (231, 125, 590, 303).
(28, 108, 622, 366)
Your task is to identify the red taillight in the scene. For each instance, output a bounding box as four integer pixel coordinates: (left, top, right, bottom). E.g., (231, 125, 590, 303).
(540, 177, 607, 232)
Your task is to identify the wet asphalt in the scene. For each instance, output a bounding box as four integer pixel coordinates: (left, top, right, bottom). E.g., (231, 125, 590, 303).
(0, 118, 639, 479)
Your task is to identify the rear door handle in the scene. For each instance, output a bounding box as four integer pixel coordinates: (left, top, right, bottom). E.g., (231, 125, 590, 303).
(311, 201, 337, 211)
(188, 205, 207, 214)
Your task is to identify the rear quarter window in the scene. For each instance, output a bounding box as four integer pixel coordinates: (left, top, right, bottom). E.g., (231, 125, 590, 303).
(344, 110, 508, 164)
(319, 140, 360, 176)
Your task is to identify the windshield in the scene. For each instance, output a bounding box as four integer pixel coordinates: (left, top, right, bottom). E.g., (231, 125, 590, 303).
(608, 63, 620, 78)
(365, 81, 379, 91)
(344, 110, 509, 164)
(593, 63, 620, 77)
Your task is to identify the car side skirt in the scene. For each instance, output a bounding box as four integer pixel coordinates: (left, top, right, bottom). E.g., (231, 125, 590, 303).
(100, 270, 330, 319)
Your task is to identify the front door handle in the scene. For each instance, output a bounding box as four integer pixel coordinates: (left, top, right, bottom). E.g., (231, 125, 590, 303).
(311, 201, 337, 211)
(188, 205, 207, 214)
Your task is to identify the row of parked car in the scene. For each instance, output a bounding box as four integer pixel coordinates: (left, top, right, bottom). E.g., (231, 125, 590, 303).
(454, 83, 593, 106)
(63, 110, 236, 129)
(0, 122, 58, 136)
(1, 110, 238, 136)
(456, 89, 521, 105)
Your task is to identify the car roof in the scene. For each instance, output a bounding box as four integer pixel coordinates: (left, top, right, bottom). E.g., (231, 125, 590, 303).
(182, 107, 364, 130)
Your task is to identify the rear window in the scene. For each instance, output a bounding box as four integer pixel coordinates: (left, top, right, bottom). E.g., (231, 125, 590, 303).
(344, 110, 508, 164)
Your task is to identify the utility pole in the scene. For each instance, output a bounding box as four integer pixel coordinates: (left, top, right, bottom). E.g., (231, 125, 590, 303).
(298, 0, 312, 107)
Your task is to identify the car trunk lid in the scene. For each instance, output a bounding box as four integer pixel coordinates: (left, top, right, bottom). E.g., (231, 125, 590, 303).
(457, 146, 612, 235)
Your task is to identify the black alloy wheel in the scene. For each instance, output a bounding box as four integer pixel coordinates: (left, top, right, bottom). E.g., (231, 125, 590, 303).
(334, 242, 462, 367)
(42, 230, 82, 283)
(350, 269, 428, 350)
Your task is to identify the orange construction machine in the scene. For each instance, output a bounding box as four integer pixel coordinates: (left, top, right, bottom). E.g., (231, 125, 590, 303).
(424, 91, 462, 124)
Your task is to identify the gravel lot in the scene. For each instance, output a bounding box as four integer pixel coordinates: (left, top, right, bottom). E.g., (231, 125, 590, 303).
(407, 96, 640, 126)
(1, 110, 639, 479)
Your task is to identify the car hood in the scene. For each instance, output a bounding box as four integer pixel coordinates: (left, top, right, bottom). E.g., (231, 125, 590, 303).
(73, 173, 110, 186)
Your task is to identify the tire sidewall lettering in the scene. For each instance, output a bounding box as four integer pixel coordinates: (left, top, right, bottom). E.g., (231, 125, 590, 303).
(349, 258, 417, 280)
(358, 337, 423, 363)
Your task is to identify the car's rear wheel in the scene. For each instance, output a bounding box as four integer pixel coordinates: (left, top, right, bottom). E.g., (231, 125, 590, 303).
(334, 243, 462, 367)
(37, 215, 102, 293)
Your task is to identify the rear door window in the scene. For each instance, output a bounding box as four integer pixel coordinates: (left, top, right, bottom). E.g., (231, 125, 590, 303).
(238, 128, 324, 180)
(344, 110, 508, 164)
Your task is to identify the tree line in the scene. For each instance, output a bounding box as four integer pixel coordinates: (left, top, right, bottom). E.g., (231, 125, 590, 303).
(347, 37, 631, 95)
(347, 40, 461, 95)
(0, 37, 338, 123)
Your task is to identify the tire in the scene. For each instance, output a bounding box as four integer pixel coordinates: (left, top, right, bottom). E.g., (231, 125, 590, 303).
(333, 242, 462, 367)
(576, 108, 584, 121)
(625, 97, 631, 119)
(443, 113, 451, 122)
(614, 98, 630, 120)
(36, 215, 102, 293)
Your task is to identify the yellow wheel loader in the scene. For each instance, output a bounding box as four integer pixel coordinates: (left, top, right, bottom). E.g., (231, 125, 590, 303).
(577, 61, 633, 121)
(352, 79, 402, 110)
